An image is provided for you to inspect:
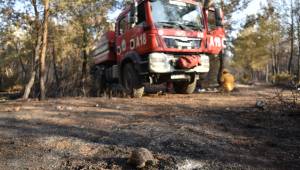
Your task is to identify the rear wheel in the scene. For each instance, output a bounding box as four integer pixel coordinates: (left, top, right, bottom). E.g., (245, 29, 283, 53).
(91, 65, 106, 97)
(122, 63, 144, 98)
(173, 78, 197, 94)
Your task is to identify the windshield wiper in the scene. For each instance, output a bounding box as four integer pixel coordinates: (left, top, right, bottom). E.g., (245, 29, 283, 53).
(157, 21, 190, 30)
(157, 21, 178, 28)
(185, 24, 203, 31)
(182, 21, 203, 31)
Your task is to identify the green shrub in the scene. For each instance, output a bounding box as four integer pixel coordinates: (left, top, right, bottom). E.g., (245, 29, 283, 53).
(272, 72, 293, 86)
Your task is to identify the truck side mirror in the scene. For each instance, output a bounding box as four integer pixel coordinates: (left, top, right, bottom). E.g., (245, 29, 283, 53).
(215, 8, 224, 27)
(129, 2, 138, 25)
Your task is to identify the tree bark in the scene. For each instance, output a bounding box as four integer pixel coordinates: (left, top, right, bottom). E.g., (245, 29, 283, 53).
(288, 0, 294, 74)
(45, 56, 52, 84)
(266, 64, 269, 83)
(275, 54, 280, 74)
(80, 25, 88, 96)
(14, 42, 26, 83)
(39, 0, 50, 100)
(52, 44, 60, 92)
(271, 52, 276, 76)
(297, 0, 300, 81)
(18, 56, 26, 83)
(217, 52, 225, 85)
(81, 49, 88, 96)
(298, 22, 300, 81)
(23, 0, 41, 99)
(206, 55, 220, 87)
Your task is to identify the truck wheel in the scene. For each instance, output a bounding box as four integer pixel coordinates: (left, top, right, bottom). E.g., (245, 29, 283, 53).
(122, 63, 144, 98)
(173, 78, 197, 94)
(91, 66, 105, 97)
(95, 66, 107, 96)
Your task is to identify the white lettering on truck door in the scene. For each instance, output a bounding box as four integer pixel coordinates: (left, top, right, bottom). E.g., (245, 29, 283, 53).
(130, 33, 147, 50)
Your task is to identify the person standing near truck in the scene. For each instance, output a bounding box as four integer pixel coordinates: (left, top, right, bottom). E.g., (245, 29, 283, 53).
(220, 69, 235, 92)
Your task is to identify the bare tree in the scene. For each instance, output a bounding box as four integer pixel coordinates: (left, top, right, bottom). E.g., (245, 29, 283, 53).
(23, 0, 42, 99)
(39, 0, 49, 100)
(296, 0, 300, 81)
(288, 0, 295, 74)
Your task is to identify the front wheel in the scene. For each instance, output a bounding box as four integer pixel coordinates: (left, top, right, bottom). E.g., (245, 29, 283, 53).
(122, 63, 144, 98)
(173, 78, 197, 94)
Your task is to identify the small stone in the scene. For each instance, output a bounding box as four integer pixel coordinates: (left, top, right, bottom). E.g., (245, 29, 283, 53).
(65, 107, 73, 111)
(157, 91, 164, 95)
(128, 148, 157, 169)
(197, 88, 206, 93)
(13, 107, 21, 112)
(56, 105, 64, 111)
(256, 100, 266, 110)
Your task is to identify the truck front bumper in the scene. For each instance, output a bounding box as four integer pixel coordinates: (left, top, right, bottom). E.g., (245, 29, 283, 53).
(149, 53, 210, 74)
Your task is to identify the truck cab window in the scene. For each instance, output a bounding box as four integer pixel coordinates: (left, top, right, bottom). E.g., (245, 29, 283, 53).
(150, 0, 203, 31)
(207, 10, 216, 31)
(118, 17, 127, 35)
(137, 2, 146, 25)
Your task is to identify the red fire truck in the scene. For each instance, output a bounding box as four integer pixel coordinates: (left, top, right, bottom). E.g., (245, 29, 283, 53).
(91, 0, 225, 97)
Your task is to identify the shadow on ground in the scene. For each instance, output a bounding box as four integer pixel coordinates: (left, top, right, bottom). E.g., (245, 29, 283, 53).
(0, 90, 299, 169)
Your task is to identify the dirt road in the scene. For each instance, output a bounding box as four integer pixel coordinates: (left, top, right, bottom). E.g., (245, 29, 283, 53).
(0, 86, 299, 170)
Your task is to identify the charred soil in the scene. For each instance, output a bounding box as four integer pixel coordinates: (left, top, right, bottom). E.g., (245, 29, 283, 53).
(0, 86, 299, 170)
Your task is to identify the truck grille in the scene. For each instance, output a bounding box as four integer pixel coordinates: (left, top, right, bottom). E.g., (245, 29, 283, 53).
(163, 37, 201, 49)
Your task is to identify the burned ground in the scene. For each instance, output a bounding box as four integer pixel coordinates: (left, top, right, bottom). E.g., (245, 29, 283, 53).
(0, 86, 299, 170)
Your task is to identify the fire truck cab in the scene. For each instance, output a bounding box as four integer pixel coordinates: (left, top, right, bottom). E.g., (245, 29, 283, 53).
(92, 0, 225, 97)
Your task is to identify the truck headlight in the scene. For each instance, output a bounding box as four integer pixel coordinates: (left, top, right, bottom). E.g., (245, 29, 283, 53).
(149, 53, 173, 73)
(149, 54, 167, 63)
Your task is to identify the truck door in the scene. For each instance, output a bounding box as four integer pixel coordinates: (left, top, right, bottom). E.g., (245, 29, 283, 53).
(116, 13, 129, 62)
(205, 8, 225, 55)
(115, 1, 148, 62)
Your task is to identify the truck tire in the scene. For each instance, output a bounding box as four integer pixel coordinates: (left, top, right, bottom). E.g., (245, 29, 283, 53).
(91, 65, 105, 97)
(122, 63, 144, 98)
(173, 78, 197, 94)
(95, 66, 107, 96)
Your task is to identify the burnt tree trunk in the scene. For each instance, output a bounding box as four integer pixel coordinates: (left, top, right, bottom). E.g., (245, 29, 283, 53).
(39, 0, 49, 100)
(81, 50, 88, 96)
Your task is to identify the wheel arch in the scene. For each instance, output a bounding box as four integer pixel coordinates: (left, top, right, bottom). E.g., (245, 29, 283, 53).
(120, 51, 142, 72)
(119, 51, 143, 82)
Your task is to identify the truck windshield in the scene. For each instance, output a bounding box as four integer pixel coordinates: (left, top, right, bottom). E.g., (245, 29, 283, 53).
(150, 0, 203, 31)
